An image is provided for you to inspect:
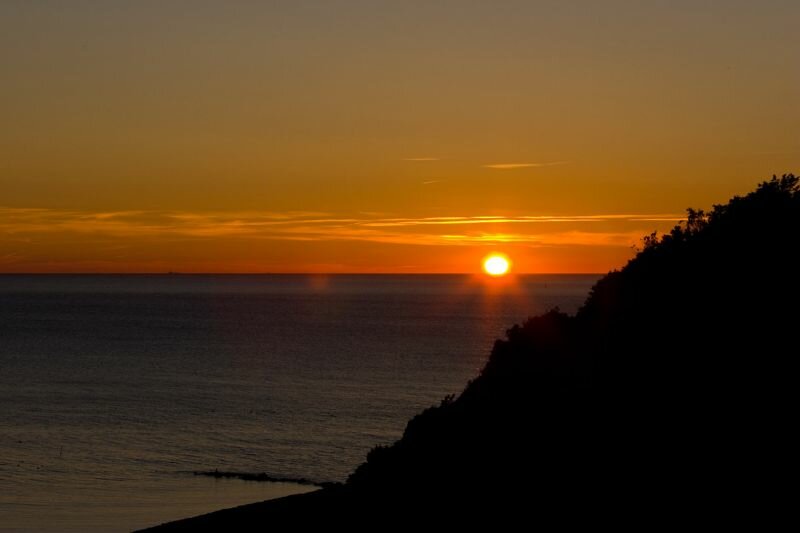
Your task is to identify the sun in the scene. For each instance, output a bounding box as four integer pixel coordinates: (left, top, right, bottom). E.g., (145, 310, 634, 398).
(483, 254, 511, 277)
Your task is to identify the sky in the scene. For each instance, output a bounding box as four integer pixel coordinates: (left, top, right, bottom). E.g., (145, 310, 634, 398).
(1, 1, 797, 273)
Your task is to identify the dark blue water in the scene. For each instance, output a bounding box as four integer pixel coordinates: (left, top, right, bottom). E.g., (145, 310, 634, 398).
(0, 274, 599, 531)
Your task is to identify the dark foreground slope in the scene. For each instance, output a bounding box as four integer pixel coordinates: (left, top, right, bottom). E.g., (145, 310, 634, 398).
(144, 175, 799, 530)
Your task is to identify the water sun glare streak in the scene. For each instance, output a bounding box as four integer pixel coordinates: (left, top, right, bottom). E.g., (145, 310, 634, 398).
(483, 254, 511, 277)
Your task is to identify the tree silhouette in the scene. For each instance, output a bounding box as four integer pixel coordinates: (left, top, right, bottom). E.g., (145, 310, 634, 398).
(346, 174, 800, 521)
(145, 175, 799, 530)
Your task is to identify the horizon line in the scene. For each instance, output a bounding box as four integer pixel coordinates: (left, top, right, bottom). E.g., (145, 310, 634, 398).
(0, 271, 606, 276)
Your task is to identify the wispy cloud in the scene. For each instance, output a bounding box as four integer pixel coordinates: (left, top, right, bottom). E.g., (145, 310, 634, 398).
(403, 157, 440, 161)
(360, 214, 683, 227)
(434, 230, 646, 247)
(0, 207, 683, 248)
(422, 180, 444, 185)
(483, 161, 569, 170)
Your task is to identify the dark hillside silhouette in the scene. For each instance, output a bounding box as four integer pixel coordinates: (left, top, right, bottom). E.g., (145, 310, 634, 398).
(145, 175, 799, 530)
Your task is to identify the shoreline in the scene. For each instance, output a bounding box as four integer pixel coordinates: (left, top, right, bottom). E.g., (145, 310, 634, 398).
(190, 470, 339, 489)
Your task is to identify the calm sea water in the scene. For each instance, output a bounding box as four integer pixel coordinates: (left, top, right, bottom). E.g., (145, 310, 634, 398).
(0, 274, 599, 532)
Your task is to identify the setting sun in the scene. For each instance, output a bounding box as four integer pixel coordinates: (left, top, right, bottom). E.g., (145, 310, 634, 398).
(483, 254, 511, 276)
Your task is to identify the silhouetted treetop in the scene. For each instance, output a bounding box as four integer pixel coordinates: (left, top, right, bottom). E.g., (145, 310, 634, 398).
(146, 175, 799, 529)
(347, 174, 799, 520)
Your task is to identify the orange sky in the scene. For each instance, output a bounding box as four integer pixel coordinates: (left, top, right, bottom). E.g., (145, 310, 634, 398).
(1, 2, 797, 273)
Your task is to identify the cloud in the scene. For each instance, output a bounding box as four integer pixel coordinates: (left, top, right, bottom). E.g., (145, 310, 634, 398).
(360, 214, 683, 227)
(0, 207, 683, 249)
(431, 231, 644, 247)
(483, 161, 569, 169)
(403, 157, 440, 161)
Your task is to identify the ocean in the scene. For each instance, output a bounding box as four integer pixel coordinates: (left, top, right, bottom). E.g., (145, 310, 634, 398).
(0, 274, 599, 532)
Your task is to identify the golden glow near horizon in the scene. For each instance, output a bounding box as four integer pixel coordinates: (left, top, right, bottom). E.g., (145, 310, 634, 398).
(0, 2, 797, 273)
(483, 254, 510, 277)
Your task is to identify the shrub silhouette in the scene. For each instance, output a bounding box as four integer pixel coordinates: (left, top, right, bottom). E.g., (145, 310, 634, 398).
(346, 174, 800, 519)
(146, 175, 799, 530)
